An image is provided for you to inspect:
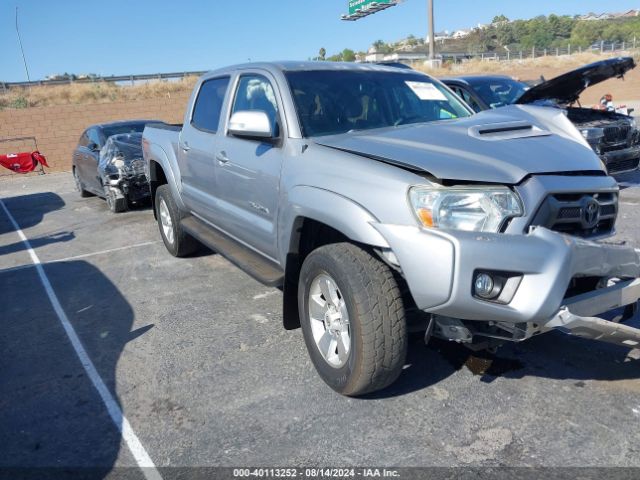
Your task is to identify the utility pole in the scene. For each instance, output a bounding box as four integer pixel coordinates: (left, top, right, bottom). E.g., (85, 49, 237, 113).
(15, 7, 31, 82)
(427, 0, 435, 60)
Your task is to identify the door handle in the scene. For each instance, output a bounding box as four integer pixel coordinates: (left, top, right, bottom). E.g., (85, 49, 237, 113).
(216, 151, 230, 165)
(181, 141, 191, 152)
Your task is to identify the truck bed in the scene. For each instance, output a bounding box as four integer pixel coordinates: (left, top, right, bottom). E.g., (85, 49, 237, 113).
(146, 122, 183, 131)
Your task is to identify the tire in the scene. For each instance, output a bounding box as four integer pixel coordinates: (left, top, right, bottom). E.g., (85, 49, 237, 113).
(155, 184, 197, 257)
(104, 187, 128, 213)
(298, 243, 407, 396)
(73, 167, 91, 198)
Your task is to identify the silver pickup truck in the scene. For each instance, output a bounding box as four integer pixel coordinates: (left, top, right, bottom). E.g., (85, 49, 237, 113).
(143, 62, 640, 396)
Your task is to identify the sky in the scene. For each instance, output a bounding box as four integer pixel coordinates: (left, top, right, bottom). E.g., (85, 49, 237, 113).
(1, 0, 639, 82)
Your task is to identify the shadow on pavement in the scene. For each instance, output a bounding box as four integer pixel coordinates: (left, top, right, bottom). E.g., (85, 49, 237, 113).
(0, 260, 151, 478)
(0, 193, 65, 235)
(0, 232, 75, 257)
(615, 169, 640, 189)
(367, 313, 640, 399)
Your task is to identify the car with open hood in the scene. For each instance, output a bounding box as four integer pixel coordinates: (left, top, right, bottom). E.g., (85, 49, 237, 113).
(442, 57, 640, 176)
(142, 62, 640, 396)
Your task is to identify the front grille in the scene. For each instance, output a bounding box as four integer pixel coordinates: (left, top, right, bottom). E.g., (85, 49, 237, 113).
(530, 192, 618, 238)
(604, 125, 631, 143)
(607, 157, 640, 174)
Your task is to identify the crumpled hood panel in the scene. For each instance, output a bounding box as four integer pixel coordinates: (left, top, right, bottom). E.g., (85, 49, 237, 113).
(314, 105, 604, 184)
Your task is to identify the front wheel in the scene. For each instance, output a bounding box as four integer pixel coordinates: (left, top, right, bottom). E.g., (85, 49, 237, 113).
(298, 243, 407, 396)
(155, 184, 197, 257)
(104, 187, 128, 213)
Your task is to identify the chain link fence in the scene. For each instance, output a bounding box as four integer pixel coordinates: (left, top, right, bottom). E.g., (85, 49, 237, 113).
(443, 40, 638, 63)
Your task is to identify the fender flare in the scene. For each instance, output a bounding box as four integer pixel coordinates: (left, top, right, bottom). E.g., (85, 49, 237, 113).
(146, 142, 187, 213)
(278, 186, 389, 262)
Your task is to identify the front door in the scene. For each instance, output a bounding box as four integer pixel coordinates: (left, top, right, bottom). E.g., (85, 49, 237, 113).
(214, 72, 285, 260)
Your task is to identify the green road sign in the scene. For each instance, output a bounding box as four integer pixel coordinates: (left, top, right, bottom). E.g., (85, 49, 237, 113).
(343, 0, 399, 21)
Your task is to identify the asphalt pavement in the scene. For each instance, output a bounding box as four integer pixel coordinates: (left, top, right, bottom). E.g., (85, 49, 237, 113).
(1, 171, 640, 477)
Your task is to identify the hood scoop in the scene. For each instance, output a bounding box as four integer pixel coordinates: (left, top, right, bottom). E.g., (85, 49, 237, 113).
(468, 121, 550, 141)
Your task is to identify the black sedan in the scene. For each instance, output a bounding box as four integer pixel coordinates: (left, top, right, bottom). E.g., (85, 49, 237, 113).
(72, 120, 158, 212)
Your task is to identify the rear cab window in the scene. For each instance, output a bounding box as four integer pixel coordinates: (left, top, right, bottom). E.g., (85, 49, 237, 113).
(191, 77, 231, 133)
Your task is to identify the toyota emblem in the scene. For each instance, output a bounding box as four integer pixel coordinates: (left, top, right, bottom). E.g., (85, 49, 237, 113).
(582, 198, 600, 229)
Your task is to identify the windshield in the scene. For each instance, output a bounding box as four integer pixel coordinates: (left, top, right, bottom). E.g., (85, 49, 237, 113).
(468, 78, 528, 108)
(285, 70, 472, 137)
(102, 122, 147, 138)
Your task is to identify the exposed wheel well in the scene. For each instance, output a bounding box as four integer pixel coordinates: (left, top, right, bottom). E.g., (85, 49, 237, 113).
(282, 217, 350, 330)
(283, 217, 419, 333)
(148, 160, 167, 218)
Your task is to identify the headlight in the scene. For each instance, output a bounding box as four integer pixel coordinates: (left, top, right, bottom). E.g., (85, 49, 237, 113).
(580, 127, 604, 140)
(408, 185, 523, 232)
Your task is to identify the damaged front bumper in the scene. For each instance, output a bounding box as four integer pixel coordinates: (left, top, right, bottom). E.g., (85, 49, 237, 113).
(373, 224, 640, 347)
(544, 279, 640, 347)
(102, 171, 150, 203)
(602, 145, 640, 175)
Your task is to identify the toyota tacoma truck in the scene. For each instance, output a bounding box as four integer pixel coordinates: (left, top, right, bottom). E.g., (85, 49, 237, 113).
(143, 62, 640, 396)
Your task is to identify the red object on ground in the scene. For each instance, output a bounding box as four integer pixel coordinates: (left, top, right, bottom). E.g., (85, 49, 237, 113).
(0, 151, 49, 173)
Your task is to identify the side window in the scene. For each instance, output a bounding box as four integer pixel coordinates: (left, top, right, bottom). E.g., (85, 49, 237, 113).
(231, 75, 280, 135)
(191, 77, 231, 133)
(453, 86, 482, 113)
(87, 128, 102, 148)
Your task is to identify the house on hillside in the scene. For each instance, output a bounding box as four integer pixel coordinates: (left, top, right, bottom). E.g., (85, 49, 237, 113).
(452, 29, 471, 39)
(579, 12, 612, 20)
(614, 9, 639, 18)
(364, 47, 386, 62)
(434, 31, 450, 42)
(579, 10, 638, 20)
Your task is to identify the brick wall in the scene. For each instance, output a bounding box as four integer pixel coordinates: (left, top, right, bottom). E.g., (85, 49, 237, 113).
(0, 93, 190, 175)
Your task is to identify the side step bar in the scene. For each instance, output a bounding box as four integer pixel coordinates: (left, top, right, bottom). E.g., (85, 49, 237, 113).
(181, 215, 284, 287)
(545, 278, 640, 348)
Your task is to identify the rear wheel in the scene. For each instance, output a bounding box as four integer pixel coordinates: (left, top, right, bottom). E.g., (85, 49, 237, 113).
(155, 184, 197, 257)
(73, 168, 91, 198)
(298, 243, 407, 396)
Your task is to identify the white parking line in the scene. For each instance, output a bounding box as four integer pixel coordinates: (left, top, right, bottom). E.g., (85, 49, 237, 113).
(0, 199, 162, 480)
(0, 241, 161, 275)
(52, 241, 162, 263)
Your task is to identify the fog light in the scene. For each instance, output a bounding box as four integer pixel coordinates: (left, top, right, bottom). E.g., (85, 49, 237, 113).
(474, 273, 495, 298)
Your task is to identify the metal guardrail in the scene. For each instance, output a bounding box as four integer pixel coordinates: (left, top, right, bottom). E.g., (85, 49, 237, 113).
(0, 70, 208, 92)
(2, 40, 637, 91)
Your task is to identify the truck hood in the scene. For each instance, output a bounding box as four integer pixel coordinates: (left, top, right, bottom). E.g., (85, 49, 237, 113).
(516, 56, 636, 105)
(314, 105, 605, 184)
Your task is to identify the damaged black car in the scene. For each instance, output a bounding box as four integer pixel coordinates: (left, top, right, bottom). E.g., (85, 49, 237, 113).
(99, 132, 150, 213)
(442, 57, 640, 176)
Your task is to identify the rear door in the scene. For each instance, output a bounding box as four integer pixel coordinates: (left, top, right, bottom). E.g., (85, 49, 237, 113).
(213, 71, 285, 259)
(177, 76, 231, 222)
(73, 130, 90, 184)
(75, 128, 103, 195)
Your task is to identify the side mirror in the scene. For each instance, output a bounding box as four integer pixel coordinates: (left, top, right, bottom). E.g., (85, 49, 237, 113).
(88, 142, 100, 152)
(228, 111, 274, 139)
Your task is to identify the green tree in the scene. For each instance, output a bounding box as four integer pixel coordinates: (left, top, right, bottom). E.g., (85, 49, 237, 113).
(570, 20, 605, 47)
(318, 47, 326, 61)
(371, 39, 393, 53)
(492, 14, 509, 24)
(342, 48, 356, 62)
